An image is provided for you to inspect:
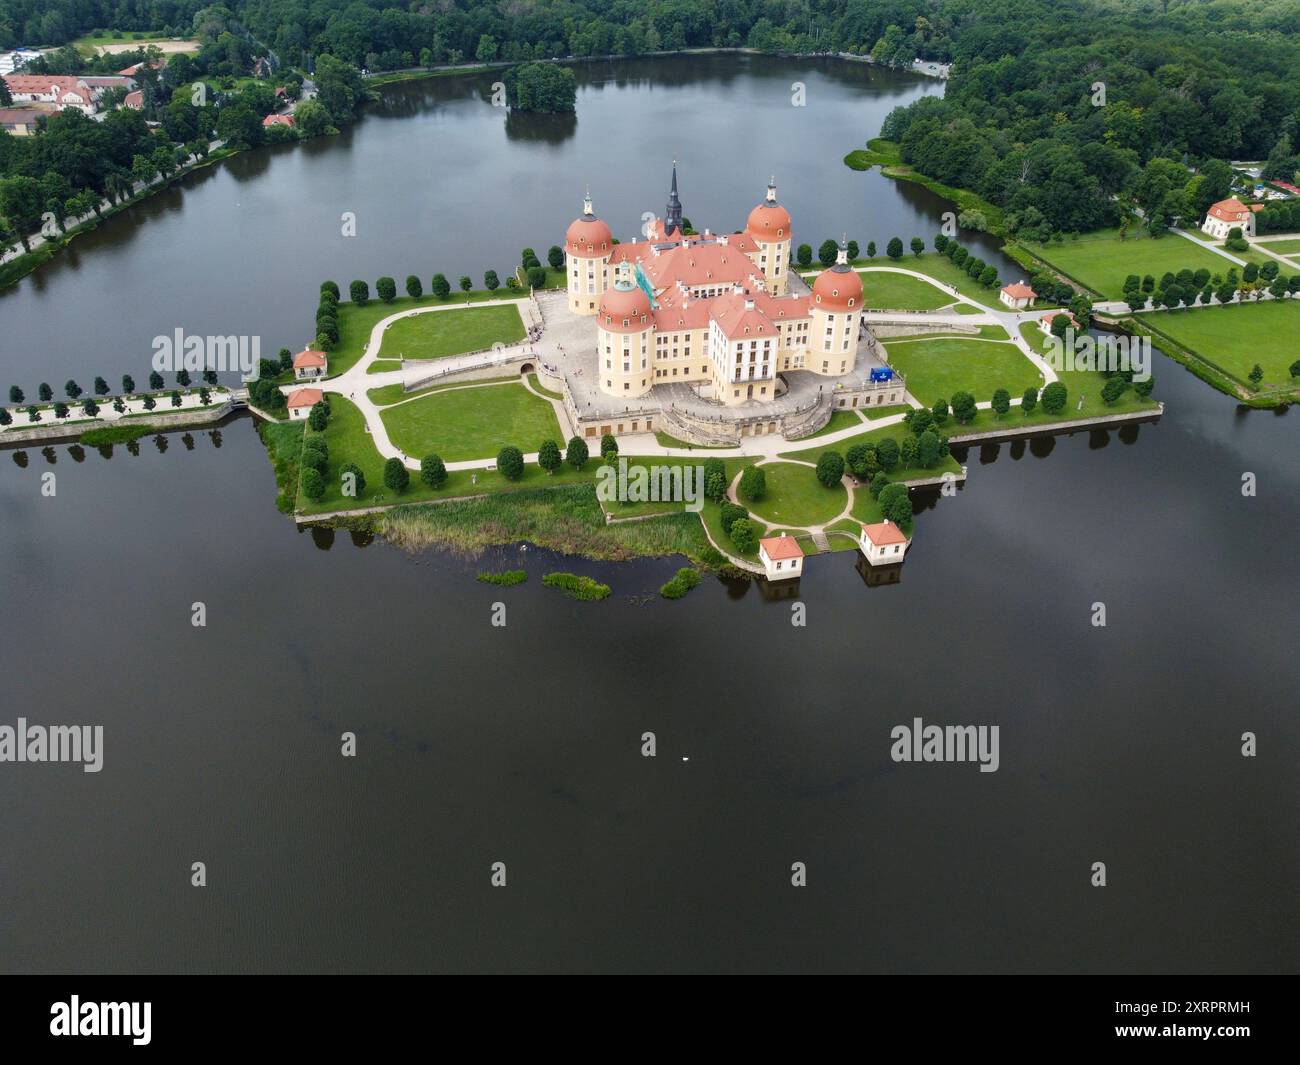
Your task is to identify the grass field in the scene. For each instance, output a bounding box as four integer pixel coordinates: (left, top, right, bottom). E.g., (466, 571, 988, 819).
(330, 290, 528, 377)
(882, 337, 1044, 406)
(1254, 238, 1300, 254)
(380, 381, 562, 462)
(1133, 300, 1300, 389)
(376, 304, 525, 360)
(857, 271, 955, 311)
(744, 461, 847, 527)
(1021, 229, 1234, 299)
(855, 255, 1003, 306)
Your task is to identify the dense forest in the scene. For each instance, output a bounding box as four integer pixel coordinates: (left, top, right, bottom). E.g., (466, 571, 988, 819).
(2, 1, 1299, 248)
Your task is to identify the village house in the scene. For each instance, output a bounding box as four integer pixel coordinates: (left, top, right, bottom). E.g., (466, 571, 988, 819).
(292, 349, 327, 380)
(1201, 198, 1259, 240)
(286, 388, 323, 420)
(262, 113, 295, 129)
(759, 534, 804, 581)
(859, 520, 910, 565)
(999, 280, 1035, 310)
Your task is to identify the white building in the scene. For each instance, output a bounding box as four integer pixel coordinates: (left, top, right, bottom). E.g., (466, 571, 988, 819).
(2, 75, 98, 115)
(999, 281, 1034, 310)
(1201, 198, 1257, 240)
(286, 387, 323, 420)
(859, 520, 909, 565)
(759, 534, 804, 580)
(292, 349, 327, 380)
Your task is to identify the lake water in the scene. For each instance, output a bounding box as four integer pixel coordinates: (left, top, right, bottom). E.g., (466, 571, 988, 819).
(0, 54, 1295, 973)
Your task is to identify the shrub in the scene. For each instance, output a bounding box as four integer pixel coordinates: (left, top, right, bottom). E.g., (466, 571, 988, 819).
(497, 445, 524, 480)
(719, 502, 748, 536)
(815, 451, 845, 487)
(340, 462, 365, 498)
(526, 265, 547, 289)
(300, 467, 325, 501)
(728, 518, 758, 554)
(542, 572, 611, 600)
(1041, 381, 1068, 414)
(349, 279, 369, 304)
(376, 276, 396, 302)
(1021, 387, 1038, 414)
(702, 457, 727, 502)
(420, 453, 447, 488)
(538, 439, 561, 473)
(738, 465, 766, 502)
(300, 446, 327, 472)
(405, 275, 422, 298)
(951, 391, 977, 423)
(600, 433, 618, 459)
(876, 437, 900, 471)
(991, 388, 1011, 417)
(566, 436, 589, 470)
(878, 482, 912, 526)
(477, 570, 527, 586)
(384, 456, 409, 492)
(660, 567, 701, 599)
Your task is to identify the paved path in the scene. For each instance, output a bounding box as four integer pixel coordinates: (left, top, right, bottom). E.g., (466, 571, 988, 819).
(1172, 227, 1247, 267)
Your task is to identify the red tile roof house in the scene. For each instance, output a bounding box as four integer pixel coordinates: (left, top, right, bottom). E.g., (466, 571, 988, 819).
(999, 280, 1035, 310)
(121, 90, 143, 110)
(285, 387, 323, 420)
(2, 74, 98, 115)
(262, 113, 295, 128)
(1039, 310, 1081, 334)
(859, 519, 910, 565)
(292, 349, 327, 380)
(1200, 197, 1257, 239)
(758, 533, 804, 580)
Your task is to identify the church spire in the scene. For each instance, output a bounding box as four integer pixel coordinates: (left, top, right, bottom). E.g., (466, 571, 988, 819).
(582, 184, 594, 217)
(766, 176, 777, 203)
(664, 159, 683, 237)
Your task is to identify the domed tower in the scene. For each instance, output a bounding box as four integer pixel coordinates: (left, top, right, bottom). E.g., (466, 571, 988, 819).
(810, 239, 863, 377)
(597, 263, 654, 398)
(745, 178, 793, 296)
(566, 189, 614, 315)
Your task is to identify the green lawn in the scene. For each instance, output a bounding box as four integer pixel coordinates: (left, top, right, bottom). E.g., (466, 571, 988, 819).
(856, 270, 955, 311)
(377, 303, 525, 360)
(883, 337, 1044, 406)
(1132, 300, 1300, 390)
(802, 409, 863, 439)
(300, 395, 599, 514)
(855, 254, 1006, 306)
(1021, 229, 1235, 299)
(366, 374, 516, 407)
(1254, 238, 1300, 254)
(527, 373, 564, 400)
(329, 290, 528, 377)
(744, 461, 847, 527)
(380, 381, 562, 462)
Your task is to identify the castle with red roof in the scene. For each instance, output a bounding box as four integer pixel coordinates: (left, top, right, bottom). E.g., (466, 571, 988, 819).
(565, 165, 865, 407)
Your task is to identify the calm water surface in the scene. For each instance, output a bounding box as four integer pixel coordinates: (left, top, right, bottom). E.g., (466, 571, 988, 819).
(0, 55, 1295, 973)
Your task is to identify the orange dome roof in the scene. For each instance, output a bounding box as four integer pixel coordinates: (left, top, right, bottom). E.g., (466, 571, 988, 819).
(746, 201, 792, 242)
(812, 266, 863, 312)
(598, 282, 652, 333)
(566, 214, 613, 258)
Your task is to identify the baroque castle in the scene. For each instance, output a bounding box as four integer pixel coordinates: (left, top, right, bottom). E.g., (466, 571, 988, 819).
(564, 165, 866, 408)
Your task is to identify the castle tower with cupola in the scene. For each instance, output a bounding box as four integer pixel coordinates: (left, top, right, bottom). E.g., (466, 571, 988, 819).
(809, 238, 863, 377)
(745, 178, 793, 296)
(565, 189, 614, 315)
